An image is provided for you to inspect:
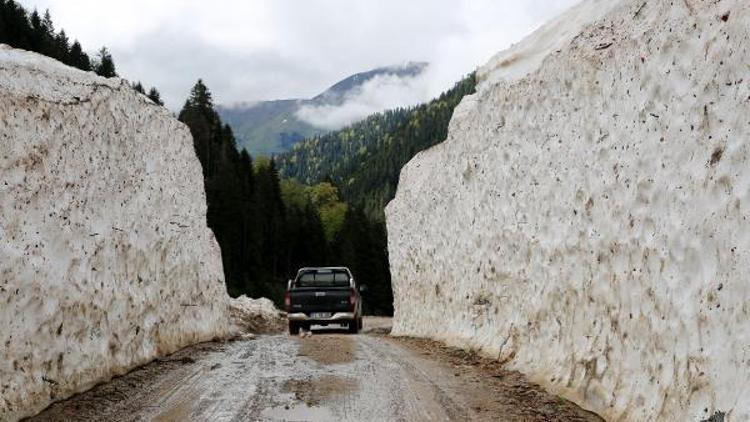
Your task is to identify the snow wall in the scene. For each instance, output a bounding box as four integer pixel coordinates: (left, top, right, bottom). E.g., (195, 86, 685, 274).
(0, 46, 231, 421)
(386, 0, 750, 420)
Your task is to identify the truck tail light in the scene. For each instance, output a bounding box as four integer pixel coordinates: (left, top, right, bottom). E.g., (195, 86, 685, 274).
(349, 288, 357, 308)
(284, 291, 291, 310)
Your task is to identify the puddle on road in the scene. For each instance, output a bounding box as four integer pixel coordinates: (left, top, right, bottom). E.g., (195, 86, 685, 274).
(263, 374, 359, 421)
(282, 375, 359, 407)
(261, 402, 336, 421)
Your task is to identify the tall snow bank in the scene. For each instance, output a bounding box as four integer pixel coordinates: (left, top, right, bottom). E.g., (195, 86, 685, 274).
(387, 0, 750, 420)
(0, 45, 231, 421)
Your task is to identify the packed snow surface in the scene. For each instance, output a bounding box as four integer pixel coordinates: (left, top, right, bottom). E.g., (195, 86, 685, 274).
(0, 45, 231, 421)
(387, 0, 750, 420)
(479, 0, 620, 87)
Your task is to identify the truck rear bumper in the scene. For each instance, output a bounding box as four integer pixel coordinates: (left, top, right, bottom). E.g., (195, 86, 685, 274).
(287, 312, 355, 322)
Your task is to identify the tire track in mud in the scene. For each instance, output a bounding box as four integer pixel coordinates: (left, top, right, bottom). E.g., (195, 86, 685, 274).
(27, 320, 603, 421)
(354, 335, 470, 421)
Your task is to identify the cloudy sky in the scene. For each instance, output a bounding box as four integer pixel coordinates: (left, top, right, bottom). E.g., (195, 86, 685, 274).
(18, 0, 578, 111)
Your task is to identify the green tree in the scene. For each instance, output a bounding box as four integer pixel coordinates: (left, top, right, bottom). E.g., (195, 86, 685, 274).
(148, 87, 164, 106)
(308, 183, 347, 242)
(0, 2, 108, 76)
(94, 46, 117, 78)
(54, 29, 69, 61)
(68, 40, 91, 71)
(131, 81, 145, 94)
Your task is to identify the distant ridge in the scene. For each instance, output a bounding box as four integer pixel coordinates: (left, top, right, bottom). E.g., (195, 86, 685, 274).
(217, 62, 428, 157)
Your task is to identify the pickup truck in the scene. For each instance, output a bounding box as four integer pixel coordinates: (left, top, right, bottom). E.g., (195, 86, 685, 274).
(285, 267, 364, 334)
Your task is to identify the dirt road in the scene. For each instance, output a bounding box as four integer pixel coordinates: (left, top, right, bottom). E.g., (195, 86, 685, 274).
(28, 318, 602, 421)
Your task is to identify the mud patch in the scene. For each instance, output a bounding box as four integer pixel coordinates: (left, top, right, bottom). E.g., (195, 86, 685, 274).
(26, 341, 227, 422)
(361, 316, 393, 335)
(152, 389, 199, 422)
(296, 336, 356, 365)
(282, 375, 359, 407)
(391, 336, 604, 422)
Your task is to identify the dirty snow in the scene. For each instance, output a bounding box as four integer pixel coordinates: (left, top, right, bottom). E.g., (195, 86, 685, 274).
(229, 296, 286, 334)
(387, 0, 750, 420)
(478, 0, 620, 88)
(0, 45, 231, 421)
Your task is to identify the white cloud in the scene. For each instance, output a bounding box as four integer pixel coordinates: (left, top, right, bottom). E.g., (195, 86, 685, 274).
(17, 0, 580, 110)
(296, 72, 433, 130)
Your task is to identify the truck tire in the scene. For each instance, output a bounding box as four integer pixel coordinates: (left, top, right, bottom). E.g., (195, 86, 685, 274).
(289, 322, 300, 335)
(348, 319, 359, 334)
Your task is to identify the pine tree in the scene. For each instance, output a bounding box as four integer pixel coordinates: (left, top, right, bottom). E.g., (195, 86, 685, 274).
(8, 3, 34, 49)
(54, 29, 70, 61)
(179, 79, 219, 178)
(147, 87, 164, 106)
(179, 80, 263, 298)
(238, 149, 263, 295)
(1, 2, 99, 73)
(94, 46, 117, 78)
(41, 9, 53, 34)
(68, 40, 91, 71)
(28, 9, 46, 52)
(132, 81, 145, 94)
(255, 159, 287, 281)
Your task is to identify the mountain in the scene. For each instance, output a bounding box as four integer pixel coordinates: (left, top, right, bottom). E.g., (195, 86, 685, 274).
(217, 62, 428, 157)
(277, 73, 476, 220)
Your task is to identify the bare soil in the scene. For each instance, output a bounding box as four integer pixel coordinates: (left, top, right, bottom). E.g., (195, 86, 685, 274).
(390, 336, 604, 422)
(296, 335, 356, 365)
(26, 318, 603, 421)
(282, 375, 359, 407)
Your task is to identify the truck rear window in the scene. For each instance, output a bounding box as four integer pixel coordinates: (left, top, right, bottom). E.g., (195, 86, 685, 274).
(297, 270, 350, 287)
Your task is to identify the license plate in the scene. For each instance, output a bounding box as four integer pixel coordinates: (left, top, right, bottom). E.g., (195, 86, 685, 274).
(311, 312, 331, 319)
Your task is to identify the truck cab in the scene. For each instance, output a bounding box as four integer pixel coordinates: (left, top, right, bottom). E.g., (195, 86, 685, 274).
(285, 267, 364, 334)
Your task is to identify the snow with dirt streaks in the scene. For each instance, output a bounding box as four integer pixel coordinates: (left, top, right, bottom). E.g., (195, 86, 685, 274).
(387, 0, 750, 420)
(0, 45, 231, 421)
(229, 296, 286, 334)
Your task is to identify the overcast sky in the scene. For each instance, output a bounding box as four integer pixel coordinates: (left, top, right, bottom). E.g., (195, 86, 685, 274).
(18, 0, 578, 110)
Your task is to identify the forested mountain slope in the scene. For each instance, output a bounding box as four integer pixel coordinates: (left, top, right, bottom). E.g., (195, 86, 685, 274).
(278, 74, 476, 219)
(218, 62, 428, 156)
(179, 80, 394, 315)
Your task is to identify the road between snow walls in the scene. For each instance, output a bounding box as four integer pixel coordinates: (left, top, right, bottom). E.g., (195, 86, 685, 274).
(0, 45, 234, 421)
(387, 0, 750, 420)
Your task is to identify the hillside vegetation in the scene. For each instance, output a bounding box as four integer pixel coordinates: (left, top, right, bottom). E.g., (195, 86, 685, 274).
(278, 73, 476, 220)
(178, 80, 394, 314)
(218, 62, 428, 156)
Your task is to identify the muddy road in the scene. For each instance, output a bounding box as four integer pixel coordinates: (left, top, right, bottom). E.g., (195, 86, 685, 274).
(29, 318, 601, 422)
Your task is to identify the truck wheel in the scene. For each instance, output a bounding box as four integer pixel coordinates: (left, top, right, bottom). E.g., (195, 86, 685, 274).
(348, 319, 359, 334)
(289, 322, 300, 335)
(358, 317, 363, 330)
